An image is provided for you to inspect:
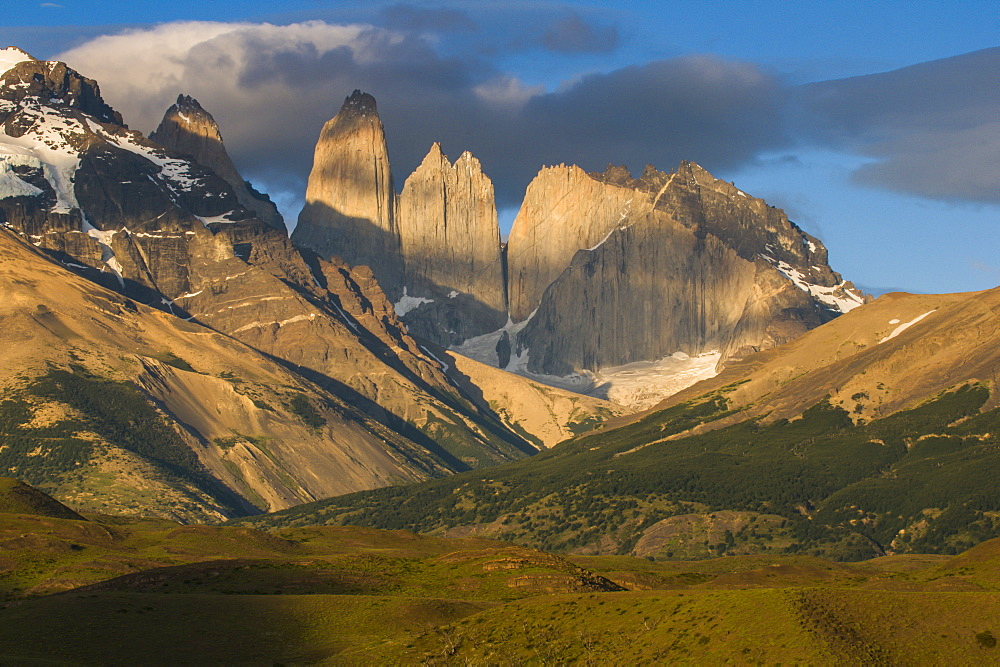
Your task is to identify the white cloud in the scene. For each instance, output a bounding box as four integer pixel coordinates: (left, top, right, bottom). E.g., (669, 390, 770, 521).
(472, 75, 543, 112)
(57, 21, 368, 134)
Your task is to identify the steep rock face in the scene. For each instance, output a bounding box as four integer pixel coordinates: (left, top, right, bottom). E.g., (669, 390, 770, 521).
(291, 90, 401, 294)
(395, 143, 507, 343)
(516, 221, 823, 375)
(506, 164, 638, 322)
(150, 94, 285, 232)
(507, 161, 866, 375)
(0, 58, 254, 301)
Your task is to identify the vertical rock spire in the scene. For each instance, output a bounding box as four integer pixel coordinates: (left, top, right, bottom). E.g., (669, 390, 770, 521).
(292, 90, 402, 296)
(395, 143, 508, 342)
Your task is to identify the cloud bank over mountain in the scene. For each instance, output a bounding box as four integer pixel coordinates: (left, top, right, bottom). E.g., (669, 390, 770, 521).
(796, 47, 1000, 204)
(55, 22, 999, 219)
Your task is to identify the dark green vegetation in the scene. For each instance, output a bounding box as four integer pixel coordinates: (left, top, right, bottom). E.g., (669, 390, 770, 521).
(0, 365, 244, 516)
(287, 392, 328, 430)
(242, 384, 1000, 560)
(0, 477, 84, 520)
(3, 495, 1000, 664)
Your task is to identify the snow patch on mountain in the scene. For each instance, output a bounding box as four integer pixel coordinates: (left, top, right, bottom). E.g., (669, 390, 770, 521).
(195, 211, 239, 225)
(587, 199, 633, 252)
(0, 154, 43, 198)
(879, 310, 935, 343)
(451, 312, 534, 367)
(763, 254, 865, 313)
(0, 118, 82, 214)
(0, 85, 224, 229)
(0, 47, 34, 76)
(512, 351, 720, 410)
(83, 225, 125, 287)
(394, 287, 434, 316)
(83, 118, 209, 196)
(454, 315, 720, 408)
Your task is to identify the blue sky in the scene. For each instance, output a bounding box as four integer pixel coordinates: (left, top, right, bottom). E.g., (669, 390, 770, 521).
(4, 0, 998, 294)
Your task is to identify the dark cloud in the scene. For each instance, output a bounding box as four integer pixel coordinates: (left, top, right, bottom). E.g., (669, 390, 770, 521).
(796, 47, 1000, 204)
(380, 4, 477, 33)
(58, 21, 993, 227)
(542, 12, 618, 54)
(516, 57, 785, 176)
(58, 23, 786, 216)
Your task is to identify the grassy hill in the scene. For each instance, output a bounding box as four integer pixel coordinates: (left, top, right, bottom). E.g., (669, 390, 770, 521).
(0, 477, 85, 520)
(2, 503, 1000, 663)
(234, 288, 1000, 561)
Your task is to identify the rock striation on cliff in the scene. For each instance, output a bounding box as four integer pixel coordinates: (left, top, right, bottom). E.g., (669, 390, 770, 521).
(290, 90, 866, 393)
(150, 94, 285, 232)
(293, 95, 509, 345)
(506, 164, 638, 322)
(291, 90, 402, 293)
(505, 161, 867, 376)
(395, 143, 507, 344)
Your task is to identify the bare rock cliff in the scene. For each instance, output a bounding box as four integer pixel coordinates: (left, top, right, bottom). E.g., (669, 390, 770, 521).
(506, 164, 637, 322)
(291, 90, 402, 294)
(509, 161, 867, 375)
(395, 143, 508, 343)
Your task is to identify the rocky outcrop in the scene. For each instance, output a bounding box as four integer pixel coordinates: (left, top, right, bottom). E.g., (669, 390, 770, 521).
(150, 94, 285, 232)
(0, 228, 454, 521)
(291, 90, 402, 293)
(515, 219, 823, 375)
(395, 143, 507, 343)
(293, 96, 510, 346)
(290, 89, 865, 384)
(507, 161, 867, 375)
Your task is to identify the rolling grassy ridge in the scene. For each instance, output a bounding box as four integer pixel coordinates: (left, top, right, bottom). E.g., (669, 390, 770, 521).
(239, 383, 1000, 560)
(3, 496, 1000, 663)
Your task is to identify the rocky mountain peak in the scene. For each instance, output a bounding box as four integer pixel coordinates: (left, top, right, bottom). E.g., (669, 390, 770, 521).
(591, 163, 637, 188)
(151, 94, 222, 145)
(150, 94, 285, 231)
(0, 46, 36, 74)
(292, 89, 400, 291)
(0, 58, 123, 126)
(419, 141, 445, 166)
(173, 93, 203, 113)
(340, 89, 379, 119)
(454, 149, 482, 172)
(394, 141, 507, 344)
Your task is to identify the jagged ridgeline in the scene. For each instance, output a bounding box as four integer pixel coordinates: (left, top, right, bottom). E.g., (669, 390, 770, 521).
(0, 48, 620, 520)
(240, 287, 1000, 559)
(292, 90, 867, 392)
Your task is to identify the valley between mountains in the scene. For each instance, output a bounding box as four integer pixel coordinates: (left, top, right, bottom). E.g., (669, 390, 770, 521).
(1, 45, 999, 663)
